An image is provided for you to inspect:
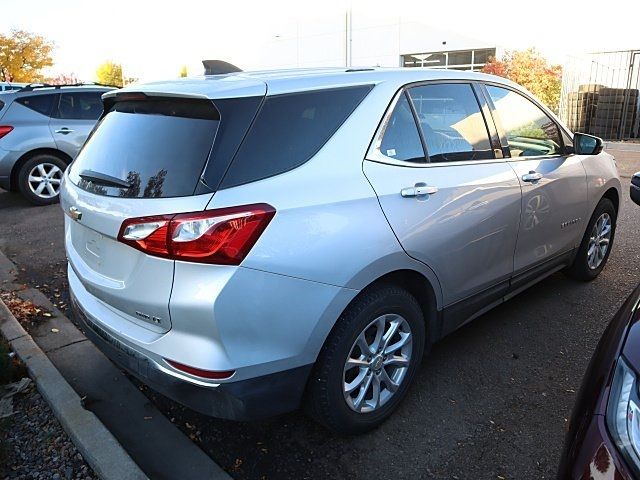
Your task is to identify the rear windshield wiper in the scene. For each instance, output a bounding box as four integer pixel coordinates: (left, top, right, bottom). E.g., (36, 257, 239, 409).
(78, 170, 131, 189)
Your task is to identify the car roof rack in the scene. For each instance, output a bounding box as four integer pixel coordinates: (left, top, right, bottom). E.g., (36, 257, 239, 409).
(18, 82, 119, 92)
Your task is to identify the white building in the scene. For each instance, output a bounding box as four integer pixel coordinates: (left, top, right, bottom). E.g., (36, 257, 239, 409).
(257, 16, 499, 72)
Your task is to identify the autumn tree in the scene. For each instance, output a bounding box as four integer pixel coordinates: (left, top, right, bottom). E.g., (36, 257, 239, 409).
(179, 65, 188, 77)
(482, 48, 562, 112)
(96, 61, 123, 87)
(0, 29, 54, 82)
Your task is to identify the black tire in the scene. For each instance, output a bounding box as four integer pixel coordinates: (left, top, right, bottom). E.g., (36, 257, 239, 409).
(565, 197, 616, 281)
(305, 284, 425, 435)
(17, 154, 67, 206)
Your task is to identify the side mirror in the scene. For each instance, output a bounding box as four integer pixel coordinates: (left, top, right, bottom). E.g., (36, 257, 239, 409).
(632, 172, 640, 206)
(574, 132, 603, 155)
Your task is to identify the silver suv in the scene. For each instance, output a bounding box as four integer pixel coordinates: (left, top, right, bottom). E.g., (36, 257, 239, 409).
(0, 84, 114, 205)
(60, 68, 621, 434)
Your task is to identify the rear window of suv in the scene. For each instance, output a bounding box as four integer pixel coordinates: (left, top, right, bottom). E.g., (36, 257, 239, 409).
(69, 97, 220, 198)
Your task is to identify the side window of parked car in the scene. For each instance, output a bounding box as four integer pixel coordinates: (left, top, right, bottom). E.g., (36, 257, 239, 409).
(407, 83, 493, 163)
(16, 94, 55, 116)
(485, 85, 562, 157)
(53, 92, 104, 120)
(379, 93, 426, 163)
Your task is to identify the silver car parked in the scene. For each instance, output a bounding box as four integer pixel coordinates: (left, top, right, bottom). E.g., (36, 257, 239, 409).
(61, 68, 621, 434)
(0, 84, 114, 205)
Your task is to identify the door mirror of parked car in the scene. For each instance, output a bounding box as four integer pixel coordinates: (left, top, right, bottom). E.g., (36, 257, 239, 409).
(574, 133, 603, 155)
(631, 172, 640, 206)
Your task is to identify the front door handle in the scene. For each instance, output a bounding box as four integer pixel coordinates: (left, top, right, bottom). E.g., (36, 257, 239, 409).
(522, 171, 543, 183)
(55, 128, 73, 135)
(401, 184, 438, 197)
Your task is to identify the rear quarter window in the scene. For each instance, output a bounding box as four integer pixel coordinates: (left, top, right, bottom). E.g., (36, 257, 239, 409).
(16, 94, 55, 116)
(220, 85, 373, 188)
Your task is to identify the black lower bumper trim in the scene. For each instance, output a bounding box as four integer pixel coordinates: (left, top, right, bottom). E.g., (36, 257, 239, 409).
(71, 299, 313, 421)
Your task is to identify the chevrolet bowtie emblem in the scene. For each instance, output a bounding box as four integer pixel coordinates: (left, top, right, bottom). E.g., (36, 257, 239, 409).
(69, 206, 82, 221)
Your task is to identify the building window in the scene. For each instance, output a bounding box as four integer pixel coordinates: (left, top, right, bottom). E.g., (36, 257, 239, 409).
(401, 48, 496, 71)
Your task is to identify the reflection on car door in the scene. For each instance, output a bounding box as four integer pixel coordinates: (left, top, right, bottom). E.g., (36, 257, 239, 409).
(363, 83, 522, 333)
(48, 92, 104, 158)
(484, 85, 588, 276)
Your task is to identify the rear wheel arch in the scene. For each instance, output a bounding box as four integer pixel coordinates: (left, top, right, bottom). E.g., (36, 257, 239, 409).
(10, 148, 72, 192)
(332, 269, 440, 348)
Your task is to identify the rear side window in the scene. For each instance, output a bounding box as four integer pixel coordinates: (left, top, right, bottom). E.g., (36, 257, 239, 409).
(407, 83, 493, 162)
(378, 93, 425, 163)
(69, 98, 219, 198)
(16, 94, 55, 116)
(220, 85, 372, 188)
(486, 85, 561, 157)
(53, 92, 104, 120)
(0, 100, 4, 111)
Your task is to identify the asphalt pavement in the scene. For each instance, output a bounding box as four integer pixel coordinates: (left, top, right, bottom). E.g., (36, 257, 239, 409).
(1, 149, 639, 479)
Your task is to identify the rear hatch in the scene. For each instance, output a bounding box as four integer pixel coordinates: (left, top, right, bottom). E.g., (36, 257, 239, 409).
(62, 83, 265, 332)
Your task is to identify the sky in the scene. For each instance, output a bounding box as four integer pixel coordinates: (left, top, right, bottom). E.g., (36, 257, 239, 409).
(1, 0, 638, 82)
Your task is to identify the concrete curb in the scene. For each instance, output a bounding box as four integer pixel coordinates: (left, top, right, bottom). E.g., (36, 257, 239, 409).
(0, 300, 148, 480)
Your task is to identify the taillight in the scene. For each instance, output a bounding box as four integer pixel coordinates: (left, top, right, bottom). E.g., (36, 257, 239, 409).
(117, 203, 275, 265)
(164, 358, 234, 380)
(0, 126, 13, 139)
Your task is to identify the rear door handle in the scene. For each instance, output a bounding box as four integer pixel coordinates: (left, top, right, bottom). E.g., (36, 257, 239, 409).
(55, 128, 73, 134)
(401, 184, 438, 197)
(522, 171, 543, 183)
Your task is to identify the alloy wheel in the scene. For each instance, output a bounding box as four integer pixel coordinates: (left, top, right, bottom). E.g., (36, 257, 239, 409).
(27, 162, 63, 199)
(587, 212, 612, 270)
(343, 313, 413, 413)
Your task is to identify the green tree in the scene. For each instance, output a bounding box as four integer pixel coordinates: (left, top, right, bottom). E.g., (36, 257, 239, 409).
(482, 48, 562, 112)
(179, 65, 188, 77)
(0, 29, 54, 82)
(96, 61, 123, 87)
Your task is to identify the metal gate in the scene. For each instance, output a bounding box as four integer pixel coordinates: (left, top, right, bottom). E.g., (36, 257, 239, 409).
(559, 50, 640, 140)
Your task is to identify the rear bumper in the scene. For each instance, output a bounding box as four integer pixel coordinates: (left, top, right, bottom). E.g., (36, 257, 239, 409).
(71, 295, 313, 420)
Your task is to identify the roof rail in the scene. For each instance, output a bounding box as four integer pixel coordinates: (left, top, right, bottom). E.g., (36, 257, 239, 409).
(18, 82, 119, 92)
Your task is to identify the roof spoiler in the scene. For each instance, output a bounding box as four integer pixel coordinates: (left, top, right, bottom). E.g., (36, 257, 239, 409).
(202, 60, 242, 75)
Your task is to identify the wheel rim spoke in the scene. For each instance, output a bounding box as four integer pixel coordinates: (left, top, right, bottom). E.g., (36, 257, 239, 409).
(344, 357, 368, 371)
(353, 372, 373, 410)
(345, 369, 368, 395)
(384, 355, 409, 367)
(381, 316, 401, 352)
(384, 332, 411, 355)
(369, 374, 381, 409)
(356, 332, 374, 356)
(380, 368, 399, 392)
(369, 316, 386, 353)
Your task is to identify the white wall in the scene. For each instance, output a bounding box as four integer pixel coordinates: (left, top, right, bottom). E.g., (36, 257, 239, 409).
(256, 15, 495, 69)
